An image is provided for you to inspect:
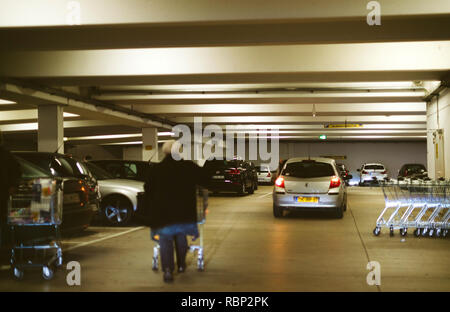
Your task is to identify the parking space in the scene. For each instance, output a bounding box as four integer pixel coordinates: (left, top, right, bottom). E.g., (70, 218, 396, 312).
(1, 186, 448, 292)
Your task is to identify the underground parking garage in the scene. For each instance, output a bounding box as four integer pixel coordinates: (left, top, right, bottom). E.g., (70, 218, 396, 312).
(0, 0, 449, 298)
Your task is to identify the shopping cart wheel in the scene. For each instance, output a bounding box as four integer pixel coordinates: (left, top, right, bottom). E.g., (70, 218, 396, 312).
(414, 228, 421, 237)
(435, 229, 441, 238)
(12, 267, 24, 280)
(400, 228, 407, 237)
(373, 227, 381, 236)
(152, 257, 159, 271)
(421, 228, 428, 237)
(428, 229, 434, 237)
(443, 230, 448, 238)
(389, 226, 394, 237)
(197, 258, 205, 272)
(42, 266, 54, 280)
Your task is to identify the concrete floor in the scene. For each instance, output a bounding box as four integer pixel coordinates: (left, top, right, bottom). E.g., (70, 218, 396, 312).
(0, 186, 448, 291)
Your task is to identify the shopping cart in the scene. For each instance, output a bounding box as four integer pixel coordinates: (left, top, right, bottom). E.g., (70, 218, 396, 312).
(7, 177, 63, 280)
(151, 186, 208, 271)
(373, 179, 450, 238)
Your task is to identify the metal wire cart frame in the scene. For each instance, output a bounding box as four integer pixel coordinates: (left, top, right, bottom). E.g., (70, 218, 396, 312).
(373, 180, 450, 238)
(7, 178, 63, 280)
(151, 186, 209, 272)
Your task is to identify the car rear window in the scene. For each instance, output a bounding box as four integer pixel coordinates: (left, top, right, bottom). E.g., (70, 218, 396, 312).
(204, 160, 239, 170)
(256, 166, 269, 172)
(282, 161, 335, 178)
(404, 164, 426, 173)
(364, 165, 385, 170)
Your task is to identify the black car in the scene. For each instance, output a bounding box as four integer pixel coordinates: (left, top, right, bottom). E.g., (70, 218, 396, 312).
(13, 152, 99, 233)
(90, 160, 152, 182)
(398, 163, 428, 180)
(204, 159, 257, 195)
(337, 163, 350, 185)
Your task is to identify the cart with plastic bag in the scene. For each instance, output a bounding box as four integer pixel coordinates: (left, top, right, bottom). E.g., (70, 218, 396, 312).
(7, 177, 63, 280)
(151, 186, 208, 271)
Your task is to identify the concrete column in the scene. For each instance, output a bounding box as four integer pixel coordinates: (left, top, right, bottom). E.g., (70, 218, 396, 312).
(38, 105, 64, 153)
(426, 87, 450, 179)
(142, 128, 158, 162)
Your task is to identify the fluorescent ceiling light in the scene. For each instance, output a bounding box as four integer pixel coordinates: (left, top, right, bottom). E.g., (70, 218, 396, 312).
(158, 132, 175, 136)
(101, 140, 171, 146)
(65, 134, 142, 141)
(0, 99, 16, 104)
(63, 112, 80, 117)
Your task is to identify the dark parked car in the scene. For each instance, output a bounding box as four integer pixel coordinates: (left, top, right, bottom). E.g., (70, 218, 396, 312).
(90, 160, 152, 182)
(397, 163, 428, 180)
(204, 159, 257, 195)
(12, 152, 99, 233)
(337, 163, 350, 185)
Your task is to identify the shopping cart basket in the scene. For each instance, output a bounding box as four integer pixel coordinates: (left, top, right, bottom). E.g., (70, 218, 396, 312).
(7, 178, 63, 280)
(373, 180, 449, 238)
(151, 186, 208, 271)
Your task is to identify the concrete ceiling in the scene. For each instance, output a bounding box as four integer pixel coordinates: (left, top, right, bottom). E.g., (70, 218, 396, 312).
(0, 0, 449, 147)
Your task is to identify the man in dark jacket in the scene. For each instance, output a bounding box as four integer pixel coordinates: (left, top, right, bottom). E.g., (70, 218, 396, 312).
(144, 140, 210, 282)
(0, 135, 22, 248)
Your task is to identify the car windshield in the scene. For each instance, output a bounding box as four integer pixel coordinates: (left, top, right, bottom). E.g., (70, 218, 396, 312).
(85, 162, 114, 180)
(16, 157, 51, 179)
(282, 161, 335, 178)
(364, 165, 385, 170)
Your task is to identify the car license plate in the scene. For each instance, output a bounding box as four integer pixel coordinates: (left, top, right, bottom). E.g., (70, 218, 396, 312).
(294, 196, 319, 203)
(212, 175, 224, 179)
(64, 193, 80, 204)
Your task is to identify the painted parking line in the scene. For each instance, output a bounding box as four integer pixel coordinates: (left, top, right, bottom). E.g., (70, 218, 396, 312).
(65, 226, 145, 252)
(256, 192, 272, 199)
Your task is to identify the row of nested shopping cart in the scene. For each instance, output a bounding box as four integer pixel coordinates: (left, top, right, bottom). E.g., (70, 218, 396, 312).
(374, 179, 450, 238)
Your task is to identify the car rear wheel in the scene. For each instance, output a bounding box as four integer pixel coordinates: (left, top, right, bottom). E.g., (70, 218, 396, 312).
(273, 204, 283, 218)
(238, 182, 246, 196)
(102, 195, 133, 226)
(335, 204, 344, 219)
(248, 182, 255, 194)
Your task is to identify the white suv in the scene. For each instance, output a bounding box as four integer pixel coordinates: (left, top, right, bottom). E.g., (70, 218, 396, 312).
(358, 163, 388, 185)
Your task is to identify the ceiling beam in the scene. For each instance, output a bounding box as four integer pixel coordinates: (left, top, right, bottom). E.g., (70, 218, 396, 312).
(126, 103, 426, 116)
(171, 115, 427, 124)
(1, 42, 449, 86)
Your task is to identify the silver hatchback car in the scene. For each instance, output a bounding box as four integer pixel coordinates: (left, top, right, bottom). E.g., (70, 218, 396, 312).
(272, 157, 349, 218)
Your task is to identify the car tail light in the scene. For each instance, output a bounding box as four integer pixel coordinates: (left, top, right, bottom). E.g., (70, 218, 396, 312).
(381, 170, 387, 174)
(275, 177, 285, 188)
(329, 176, 341, 189)
(227, 168, 241, 175)
(362, 170, 368, 174)
(267, 172, 271, 177)
(80, 185, 89, 206)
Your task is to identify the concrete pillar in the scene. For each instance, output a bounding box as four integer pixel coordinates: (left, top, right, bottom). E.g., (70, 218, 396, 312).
(142, 128, 158, 162)
(426, 87, 450, 179)
(38, 105, 64, 153)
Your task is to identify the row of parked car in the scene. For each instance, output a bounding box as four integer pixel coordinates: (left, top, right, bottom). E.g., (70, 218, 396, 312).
(13, 152, 149, 232)
(12, 153, 276, 232)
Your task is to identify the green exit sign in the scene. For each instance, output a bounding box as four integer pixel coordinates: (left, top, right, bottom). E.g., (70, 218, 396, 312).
(319, 135, 327, 140)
